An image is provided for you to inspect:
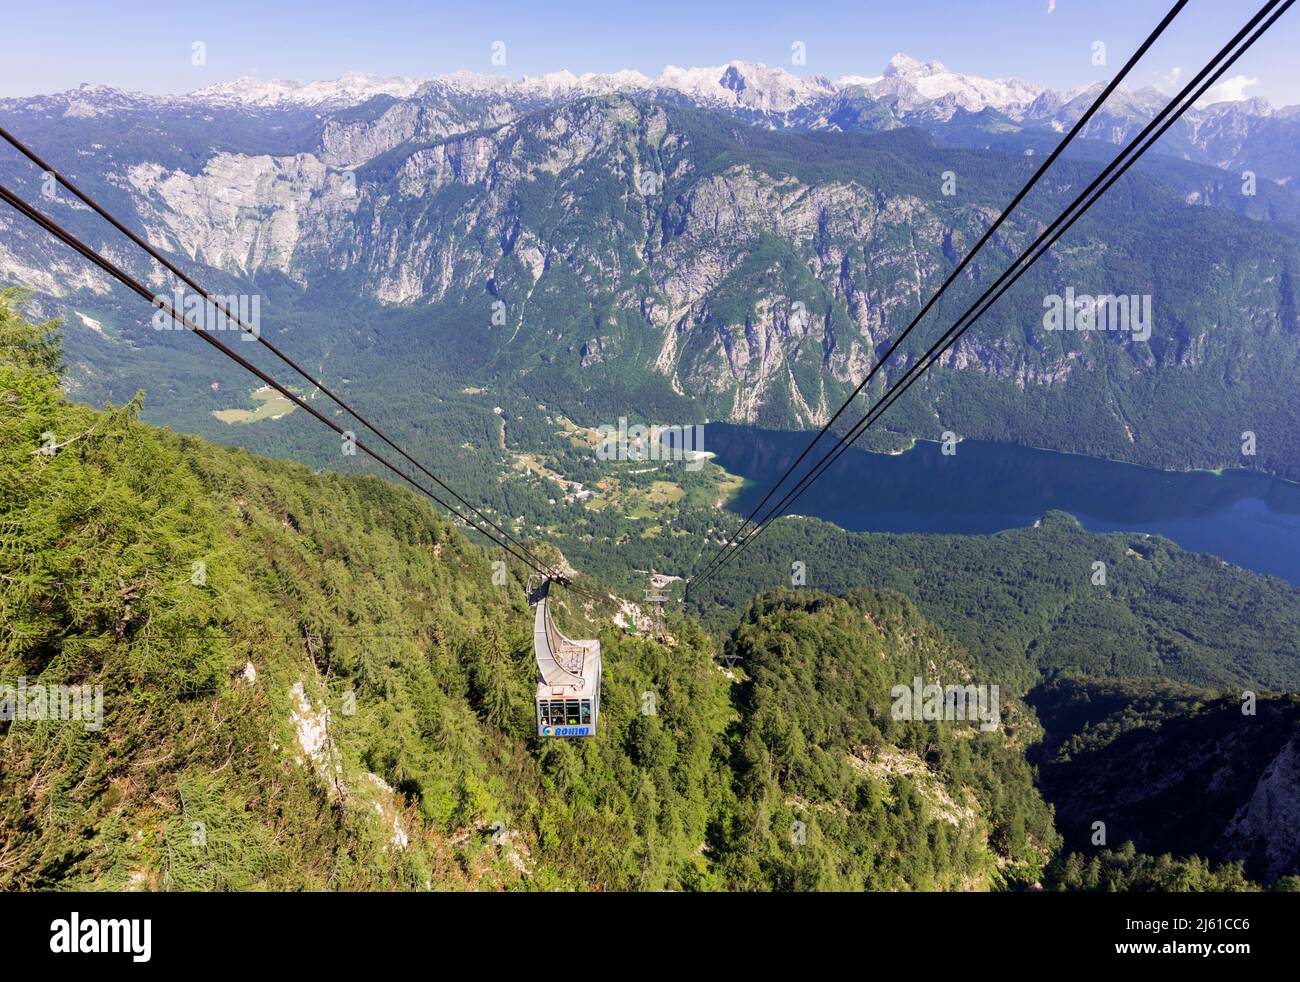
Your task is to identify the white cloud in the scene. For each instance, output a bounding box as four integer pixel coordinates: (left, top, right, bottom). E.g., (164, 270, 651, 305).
(1153, 66, 1182, 95)
(1198, 74, 1259, 105)
(1047, 0, 1057, 12)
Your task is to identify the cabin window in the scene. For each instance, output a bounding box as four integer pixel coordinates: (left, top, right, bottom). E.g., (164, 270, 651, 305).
(580, 700, 592, 724)
(538, 700, 550, 725)
(565, 699, 580, 724)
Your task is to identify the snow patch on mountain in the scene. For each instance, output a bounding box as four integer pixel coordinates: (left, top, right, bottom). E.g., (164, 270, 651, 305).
(191, 71, 423, 108)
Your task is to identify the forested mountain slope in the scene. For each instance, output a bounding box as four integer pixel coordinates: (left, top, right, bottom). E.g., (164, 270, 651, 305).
(0, 290, 726, 889)
(1, 293, 1060, 890)
(708, 589, 1056, 890)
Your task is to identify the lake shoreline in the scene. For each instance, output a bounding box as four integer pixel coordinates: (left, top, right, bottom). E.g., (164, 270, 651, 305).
(704, 424, 1300, 587)
(709, 426, 1300, 489)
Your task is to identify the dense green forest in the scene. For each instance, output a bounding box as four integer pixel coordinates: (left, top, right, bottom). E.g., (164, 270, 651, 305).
(684, 510, 1300, 693)
(3, 292, 1296, 890)
(706, 589, 1056, 889)
(1044, 844, 1270, 892)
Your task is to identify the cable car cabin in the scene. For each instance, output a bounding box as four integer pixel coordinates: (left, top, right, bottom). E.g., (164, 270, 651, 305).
(529, 578, 601, 738)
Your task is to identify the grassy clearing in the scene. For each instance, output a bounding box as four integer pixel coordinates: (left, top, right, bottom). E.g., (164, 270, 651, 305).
(212, 386, 297, 424)
(646, 480, 684, 505)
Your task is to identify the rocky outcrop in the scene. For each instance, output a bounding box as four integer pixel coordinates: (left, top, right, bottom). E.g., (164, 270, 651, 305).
(1036, 686, 1300, 884)
(1223, 733, 1300, 882)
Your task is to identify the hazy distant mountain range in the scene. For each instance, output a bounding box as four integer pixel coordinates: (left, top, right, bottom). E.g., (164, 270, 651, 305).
(9, 55, 1297, 184)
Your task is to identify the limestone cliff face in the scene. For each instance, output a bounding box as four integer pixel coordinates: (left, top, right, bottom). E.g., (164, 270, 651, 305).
(1223, 733, 1300, 882)
(126, 152, 358, 280)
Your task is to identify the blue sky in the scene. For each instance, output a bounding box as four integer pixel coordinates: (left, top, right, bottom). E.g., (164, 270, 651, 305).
(3, 0, 1296, 104)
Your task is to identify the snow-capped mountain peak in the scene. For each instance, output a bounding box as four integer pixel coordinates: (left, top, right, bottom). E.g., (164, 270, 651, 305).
(874, 51, 1043, 111)
(654, 61, 834, 111)
(884, 52, 941, 76)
